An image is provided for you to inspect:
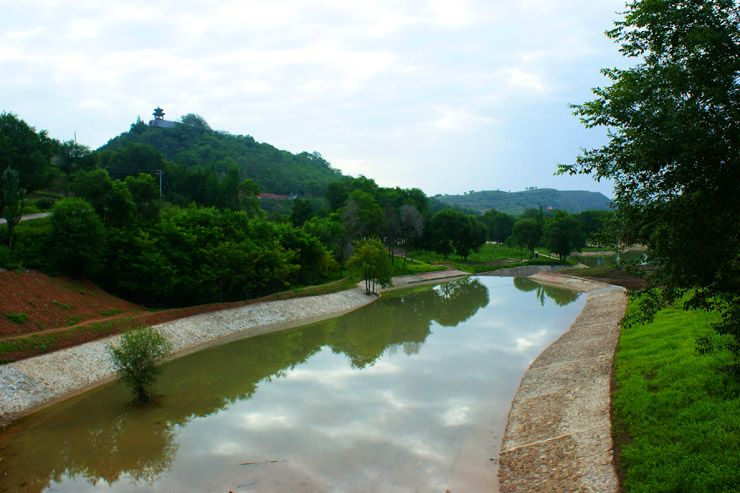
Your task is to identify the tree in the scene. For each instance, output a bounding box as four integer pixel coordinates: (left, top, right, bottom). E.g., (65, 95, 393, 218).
(108, 328, 172, 404)
(340, 190, 384, 241)
(58, 141, 96, 196)
(49, 198, 108, 277)
(399, 204, 424, 268)
(512, 218, 541, 257)
(238, 178, 261, 218)
(0, 112, 54, 191)
(543, 211, 585, 261)
(347, 239, 393, 294)
(560, 0, 740, 366)
(1, 166, 25, 249)
(289, 198, 313, 227)
(303, 216, 350, 276)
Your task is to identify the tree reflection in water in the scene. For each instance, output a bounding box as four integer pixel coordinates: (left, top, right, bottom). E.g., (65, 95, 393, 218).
(0, 278, 490, 491)
(512, 277, 581, 306)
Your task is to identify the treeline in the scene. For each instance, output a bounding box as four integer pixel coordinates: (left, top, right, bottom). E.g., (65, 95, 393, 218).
(1, 111, 612, 308)
(100, 113, 343, 196)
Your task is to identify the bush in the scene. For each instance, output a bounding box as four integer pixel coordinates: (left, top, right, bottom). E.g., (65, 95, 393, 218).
(4, 312, 28, 324)
(108, 328, 172, 404)
(49, 198, 107, 277)
(35, 197, 56, 210)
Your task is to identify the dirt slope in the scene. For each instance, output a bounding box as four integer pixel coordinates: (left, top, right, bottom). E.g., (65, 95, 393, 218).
(0, 270, 145, 338)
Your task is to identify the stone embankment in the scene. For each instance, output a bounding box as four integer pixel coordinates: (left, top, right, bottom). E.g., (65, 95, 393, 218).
(495, 272, 628, 492)
(0, 270, 468, 426)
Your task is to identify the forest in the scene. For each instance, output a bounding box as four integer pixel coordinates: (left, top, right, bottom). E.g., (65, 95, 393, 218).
(0, 111, 611, 308)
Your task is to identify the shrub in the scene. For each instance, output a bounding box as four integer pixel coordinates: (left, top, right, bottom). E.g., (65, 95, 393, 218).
(4, 312, 28, 324)
(108, 328, 172, 404)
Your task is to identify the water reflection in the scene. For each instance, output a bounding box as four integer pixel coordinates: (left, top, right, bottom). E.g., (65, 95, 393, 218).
(571, 250, 646, 268)
(0, 278, 492, 491)
(512, 277, 580, 306)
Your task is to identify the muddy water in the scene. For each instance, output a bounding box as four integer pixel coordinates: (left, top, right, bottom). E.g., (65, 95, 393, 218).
(0, 277, 584, 492)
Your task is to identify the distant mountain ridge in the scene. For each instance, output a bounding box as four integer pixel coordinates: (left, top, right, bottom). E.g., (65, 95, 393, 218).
(436, 188, 612, 216)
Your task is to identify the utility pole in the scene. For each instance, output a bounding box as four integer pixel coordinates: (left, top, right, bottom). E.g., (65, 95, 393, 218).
(157, 169, 163, 198)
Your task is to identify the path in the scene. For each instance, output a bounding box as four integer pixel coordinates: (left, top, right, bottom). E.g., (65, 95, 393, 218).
(497, 272, 627, 492)
(0, 212, 50, 225)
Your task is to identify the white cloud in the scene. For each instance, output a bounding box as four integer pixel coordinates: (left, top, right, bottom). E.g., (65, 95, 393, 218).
(0, 0, 624, 197)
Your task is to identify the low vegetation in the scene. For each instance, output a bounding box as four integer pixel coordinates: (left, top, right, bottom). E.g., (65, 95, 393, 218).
(613, 296, 740, 490)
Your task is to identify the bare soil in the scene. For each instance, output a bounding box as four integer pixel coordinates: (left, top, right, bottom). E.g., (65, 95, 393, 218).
(0, 269, 353, 362)
(562, 267, 648, 291)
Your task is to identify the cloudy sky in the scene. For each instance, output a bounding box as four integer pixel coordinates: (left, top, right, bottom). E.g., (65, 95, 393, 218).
(1, 0, 627, 197)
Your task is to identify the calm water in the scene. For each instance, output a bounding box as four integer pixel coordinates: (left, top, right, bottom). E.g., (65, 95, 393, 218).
(0, 277, 584, 492)
(571, 250, 646, 267)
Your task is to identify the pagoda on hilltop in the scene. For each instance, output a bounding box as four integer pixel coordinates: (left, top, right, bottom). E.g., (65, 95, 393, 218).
(148, 106, 177, 128)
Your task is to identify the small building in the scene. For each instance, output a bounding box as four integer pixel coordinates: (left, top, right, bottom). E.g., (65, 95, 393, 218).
(148, 106, 177, 128)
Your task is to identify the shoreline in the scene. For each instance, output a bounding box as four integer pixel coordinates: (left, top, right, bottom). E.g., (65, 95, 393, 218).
(496, 272, 628, 492)
(0, 270, 468, 426)
(1, 269, 627, 491)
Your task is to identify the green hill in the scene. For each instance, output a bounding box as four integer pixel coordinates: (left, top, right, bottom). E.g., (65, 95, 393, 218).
(436, 188, 611, 216)
(98, 114, 344, 195)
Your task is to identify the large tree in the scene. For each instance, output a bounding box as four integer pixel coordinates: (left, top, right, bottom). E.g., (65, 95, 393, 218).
(543, 211, 585, 261)
(560, 1, 740, 365)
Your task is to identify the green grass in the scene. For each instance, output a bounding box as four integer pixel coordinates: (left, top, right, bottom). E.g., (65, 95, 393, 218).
(408, 243, 522, 264)
(613, 296, 740, 491)
(390, 257, 446, 276)
(0, 319, 140, 364)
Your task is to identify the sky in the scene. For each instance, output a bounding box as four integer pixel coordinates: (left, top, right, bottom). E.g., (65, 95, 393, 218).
(1, 0, 628, 198)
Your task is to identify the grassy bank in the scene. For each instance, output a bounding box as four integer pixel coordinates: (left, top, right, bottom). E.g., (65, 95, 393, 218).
(613, 296, 740, 491)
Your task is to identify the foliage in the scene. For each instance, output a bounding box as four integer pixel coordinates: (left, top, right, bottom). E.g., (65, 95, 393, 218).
(289, 198, 313, 227)
(0, 112, 55, 192)
(512, 218, 541, 256)
(99, 116, 343, 195)
(2, 166, 26, 249)
(560, 0, 740, 369)
(429, 209, 486, 260)
(613, 295, 740, 490)
(347, 239, 392, 294)
(478, 209, 515, 243)
(58, 141, 96, 195)
(341, 189, 384, 240)
(543, 211, 586, 261)
(108, 328, 173, 404)
(4, 312, 28, 324)
(303, 215, 351, 275)
(49, 198, 108, 277)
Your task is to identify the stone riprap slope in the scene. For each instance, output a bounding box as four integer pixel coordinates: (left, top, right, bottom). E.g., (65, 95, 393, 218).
(497, 272, 628, 492)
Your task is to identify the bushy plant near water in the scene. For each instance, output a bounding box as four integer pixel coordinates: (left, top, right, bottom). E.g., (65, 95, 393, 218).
(108, 328, 172, 404)
(613, 295, 740, 490)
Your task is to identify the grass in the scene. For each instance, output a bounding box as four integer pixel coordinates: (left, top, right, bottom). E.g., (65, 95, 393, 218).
(390, 257, 446, 276)
(0, 319, 141, 364)
(408, 243, 522, 264)
(405, 244, 573, 274)
(613, 295, 740, 491)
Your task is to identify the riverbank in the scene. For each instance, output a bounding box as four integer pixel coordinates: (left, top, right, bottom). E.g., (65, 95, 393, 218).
(0, 269, 469, 426)
(495, 272, 627, 492)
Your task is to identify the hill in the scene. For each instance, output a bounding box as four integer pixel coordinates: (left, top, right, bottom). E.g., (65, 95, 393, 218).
(98, 114, 344, 195)
(436, 188, 611, 216)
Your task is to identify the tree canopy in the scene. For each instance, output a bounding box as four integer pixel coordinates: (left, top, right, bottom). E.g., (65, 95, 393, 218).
(560, 0, 740, 367)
